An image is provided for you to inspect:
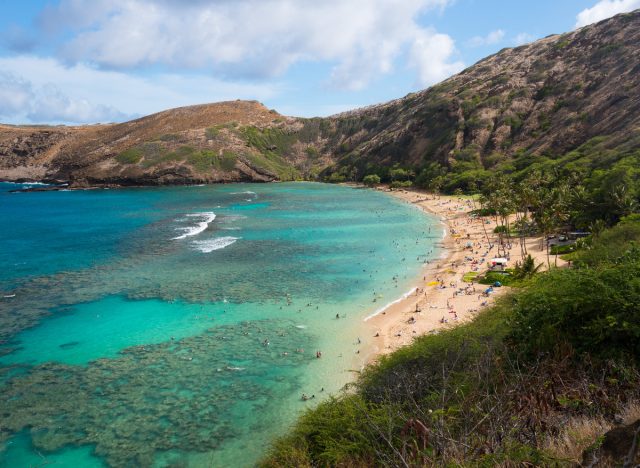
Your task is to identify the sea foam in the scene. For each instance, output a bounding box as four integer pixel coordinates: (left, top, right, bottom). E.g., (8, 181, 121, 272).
(192, 237, 239, 253)
(172, 212, 216, 240)
(231, 191, 257, 196)
(363, 287, 418, 321)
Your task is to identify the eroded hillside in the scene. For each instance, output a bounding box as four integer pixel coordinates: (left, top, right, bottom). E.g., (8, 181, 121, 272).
(1, 10, 639, 187)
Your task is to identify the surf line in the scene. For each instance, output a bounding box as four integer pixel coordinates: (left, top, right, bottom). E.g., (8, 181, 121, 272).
(363, 287, 418, 322)
(172, 212, 216, 240)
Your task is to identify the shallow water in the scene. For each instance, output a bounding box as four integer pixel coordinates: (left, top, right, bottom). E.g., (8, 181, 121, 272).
(0, 181, 440, 467)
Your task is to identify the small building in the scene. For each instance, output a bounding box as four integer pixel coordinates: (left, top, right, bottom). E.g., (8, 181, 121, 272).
(490, 258, 508, 271)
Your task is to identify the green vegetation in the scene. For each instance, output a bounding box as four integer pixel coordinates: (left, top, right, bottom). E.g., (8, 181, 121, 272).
(114, 140, 242, 173)
(115, 148, 143, 165)
(116, 142, 176, 167)
(462, 271, 479, 283)
(241, 126, 296, 156)
(204, 127, 219, 139)
(478, 270, 515, 286)
(389, 180, 412, 189)
(550, 243, 577, 255)
(177, 147, 237, 173)
(263, 219, 640, 466)
(362, 174, 380, 187)
(244, 151, 300, 181)
(238, 125, 319, 180)
(186, 149, 216, 172)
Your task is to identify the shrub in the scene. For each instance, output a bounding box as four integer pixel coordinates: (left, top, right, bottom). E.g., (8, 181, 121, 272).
(220, 151, 237, 171)
(327, 172, 346, 183)
(389, 180, 412, 189)
(362, 174, 381, 187)
(509, 247, 640, 360)
(187, 150, 217, 172)
(204, 127, 219, 139)
(389, 168, 413, 182)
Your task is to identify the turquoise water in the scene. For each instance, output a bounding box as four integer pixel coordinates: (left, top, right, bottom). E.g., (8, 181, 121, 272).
(0, 182, 440, 467)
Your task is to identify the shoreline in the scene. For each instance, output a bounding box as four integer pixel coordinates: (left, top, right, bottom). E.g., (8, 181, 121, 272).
(359, 186, 565, 364)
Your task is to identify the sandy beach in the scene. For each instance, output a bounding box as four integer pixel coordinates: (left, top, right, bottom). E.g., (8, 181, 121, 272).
(362, 187, 567, 361)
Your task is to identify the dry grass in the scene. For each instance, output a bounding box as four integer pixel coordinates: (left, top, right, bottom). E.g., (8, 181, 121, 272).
(543, 415, 612, 463)
(621, 401, 640, 425)
(543, 401, 640, 463)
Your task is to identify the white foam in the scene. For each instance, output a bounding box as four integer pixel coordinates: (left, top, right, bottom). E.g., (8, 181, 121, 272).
(231, 191, 256, 196)
(172, 212, 216, 240)
(363, 287, 417, 321)
(192, 236, 239, 253)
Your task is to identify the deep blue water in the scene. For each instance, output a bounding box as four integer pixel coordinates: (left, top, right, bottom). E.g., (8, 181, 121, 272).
(0, 182, 439, 467)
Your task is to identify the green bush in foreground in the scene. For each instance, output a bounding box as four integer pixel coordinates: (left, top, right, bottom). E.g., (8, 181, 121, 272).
(510, 247, 640, 360)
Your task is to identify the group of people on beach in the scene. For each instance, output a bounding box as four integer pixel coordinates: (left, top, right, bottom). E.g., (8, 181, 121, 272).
(297, 195, 514, 401)
(377, 195, 509, 347)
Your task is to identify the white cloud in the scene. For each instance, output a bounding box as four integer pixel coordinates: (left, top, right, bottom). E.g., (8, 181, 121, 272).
(409, 30, 465, 86)
(513, 32, 536, 46)
(0, 71, 126, 123)
(0, 73, 32, 115)
(0, 56, 282, 125)
(575, 0, 640, 27)
(467, 29, 505, 47)
(36, 0, 460, 91)
(28, 84, 129, 123)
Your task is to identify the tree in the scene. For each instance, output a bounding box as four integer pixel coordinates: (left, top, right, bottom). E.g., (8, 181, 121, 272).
(363, 174, 381, 187)
(389, 168, 414, 182)
(512, 254, 543, 279)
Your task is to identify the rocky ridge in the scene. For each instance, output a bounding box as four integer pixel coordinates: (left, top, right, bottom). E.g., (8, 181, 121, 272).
(1, 10, 639, 187)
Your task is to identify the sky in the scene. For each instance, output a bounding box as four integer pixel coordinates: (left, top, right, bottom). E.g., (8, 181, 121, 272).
(0, 0, 639, 124)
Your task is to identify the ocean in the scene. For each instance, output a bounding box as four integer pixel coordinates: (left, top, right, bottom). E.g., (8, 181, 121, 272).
(0, 181, 440, 467)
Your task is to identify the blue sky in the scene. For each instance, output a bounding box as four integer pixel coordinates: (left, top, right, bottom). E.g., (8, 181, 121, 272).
(1, 0, 638, 124)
